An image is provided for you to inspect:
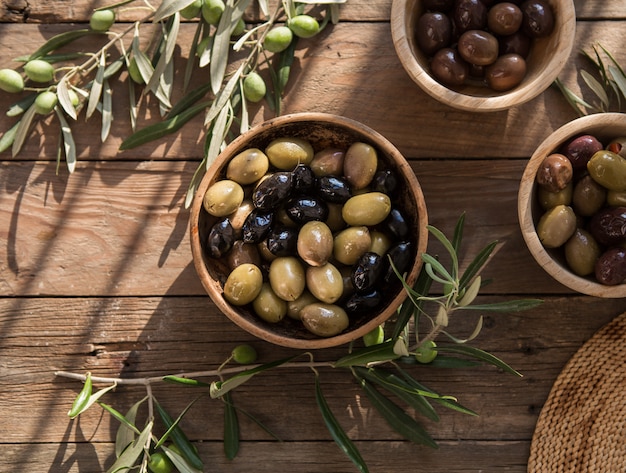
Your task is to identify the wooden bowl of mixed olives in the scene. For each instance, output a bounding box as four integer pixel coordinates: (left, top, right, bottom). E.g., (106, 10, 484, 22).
(518, 113, 626, 298)
(390, 0, 575, 112)
(190, 113, 429, 348)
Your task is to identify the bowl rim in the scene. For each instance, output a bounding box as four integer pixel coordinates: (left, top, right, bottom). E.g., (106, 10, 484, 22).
(390, 0, 577, 112)
(190, 112, 429, 348)
(518, 112, 626, 298)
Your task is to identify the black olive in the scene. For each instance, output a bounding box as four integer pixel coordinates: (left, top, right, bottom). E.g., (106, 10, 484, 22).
(292, 164, 316, 193)
(242, 208, 274, 243)
(284, 195, 329, 224)
(383, 241, 413, 283)
(316, 175, 352, 203)
(266, 225, 298, 256)
(352, 252, 384, 292)
(206, 217, 235, 258)
(385, 208, 410, 239)
(372, 169, 398, 195)
(344, 289, 382, 314)
(252, 172, 293, 211)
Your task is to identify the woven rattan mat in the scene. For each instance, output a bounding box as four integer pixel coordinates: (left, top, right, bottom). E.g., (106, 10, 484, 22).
(528, 311, 626, 472)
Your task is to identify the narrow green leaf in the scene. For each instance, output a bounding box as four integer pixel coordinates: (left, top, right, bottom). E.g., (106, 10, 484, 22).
(162, 375, 210, 387)
(185, 157, 208, 208)
(581, 69, 610, 108)
(315, 375, 369, 473)
(0, 121, 19, 153)
(103, 55, 126, 80)
(155, 400, 204, 470)
(223, 392, 239, 460)
(451, 213, 466, 252)
(184, 21, 204, 92)
(609, 65, 626, 100)
(436, 344, 522, 376)
(128, 77, 138, 132)
(392, 265, 433, 340)
(334, 341, 398, 368)
(27, 29, 94, 60)
(167, 83, 212, 120)
(153, 0, 197, 22)
(101, 79, 113, 142)
(11, 102, 37, 157)
(205, 101, 231, 169)
(132, 32, 155, 86)
(106, 420, 153, 473)
(257, 0, 269, 16)
(198, 33, 213, 68)
(443, 316, 483, 344)
(55, 107, 77, 173)
(67, 372, 93, 419)
(422, 254, 453, 284)
(553, 78, 593, 116)
(162, 445, 202, 473)
(6, 94, 36, 117)
(456, 299, 542, 312)
(204, 61, 245, 126)
(86, 53, 105, 120)
(426, 224, 458, 278)
(111, 397, 147, 458)
(458, 240, 498, 290)
(56, 78, 77, 120)
(146, 13, 179, 107)
(358, 376, 438, 449)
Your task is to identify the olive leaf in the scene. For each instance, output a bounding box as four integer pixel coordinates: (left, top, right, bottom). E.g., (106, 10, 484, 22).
(435, 344, 522, 376)
(11, 102, 36, 157)
(153, 0, 198, 22)
(155, 399, 204, 470)
(54, 107, 77, 173)
(25, 29, 94, 61)
(162, 445, 203, 473)
(104, 397, 147, 458)
(67, 372, 93, 419)
(333, 341, 398, 368)
(86, 53, 105, 120)
(6, 94, 36, 117)
(101, 79, 113, 142)
(57, 78, 77, 120)
(0, 121, 19, 154)
(162, 375, 210, 387)
(105, 420, 153, 473)
(223, 392, 240, 460)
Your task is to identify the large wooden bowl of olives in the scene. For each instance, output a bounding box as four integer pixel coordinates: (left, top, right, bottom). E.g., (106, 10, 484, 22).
(190, 113, 429, 348)
(390, 0, 575, 112)
(518, 113, 626, 298)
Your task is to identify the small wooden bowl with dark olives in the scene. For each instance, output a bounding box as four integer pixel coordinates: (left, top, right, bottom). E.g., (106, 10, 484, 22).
(390, 0, 576, 112)
(190, 113, 429, 349)
(518, 113, 626, 298)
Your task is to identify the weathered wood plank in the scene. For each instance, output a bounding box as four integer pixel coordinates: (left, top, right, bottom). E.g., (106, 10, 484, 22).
(0, 159, 582, 297)
(0, 21, 624, 161)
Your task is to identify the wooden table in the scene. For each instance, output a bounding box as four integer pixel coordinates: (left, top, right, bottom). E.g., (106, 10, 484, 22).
(1, 1, 625, 471)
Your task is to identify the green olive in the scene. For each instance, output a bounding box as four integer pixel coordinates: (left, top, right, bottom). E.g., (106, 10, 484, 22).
(180, 0, 202, 19)
(287, 15, 320, 39)
(286, 290, 318, 320)
(263, 26, 294, 53)
(300, 303, 349, 337)
(362, 325, 385, 346)
(24, 59, 54, 83)
(231, 18, 245, 36)
(369, 230, 392, 256)
(537, 181, 572, 210)
(128, 57, 144, 84)
(572, 174, 607, 217)
(148, 451, 174, 473)
(202, 0, 225, 25)
(342, 192, 391, 226)
(297, 221, 333, 266)
(306, 262, 344, 304)
(265, 137, 314, 170)
(564, 228, 601, 276)
(325, 203, 346, 232)
(223, 263, 263, 306)
(253, 283, 288, 323)
(587, 150, 626, 191)
(310, 148, 345, 177)
(343, 142, 378, 190)
(536, 204, 576, 248)
(0, 69, 24, 93)
(607, 190, 626, 207)
(226, 148, 269, 185)
(231, 343, 258, 364)
(268, 256, 306, 301)
(333, 226, 371, 265)
(34, 91, 58, 115)
(242, 72, 266, 103)
(203, 179, 244, 217)
(415, 340, 438, 363)
(89, 9, 115, 32)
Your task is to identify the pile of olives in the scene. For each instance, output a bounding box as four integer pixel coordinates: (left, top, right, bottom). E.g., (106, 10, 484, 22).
(534, 134, 626, 286)
(201, 136, 416, 338)
(415, 0, 555, 91)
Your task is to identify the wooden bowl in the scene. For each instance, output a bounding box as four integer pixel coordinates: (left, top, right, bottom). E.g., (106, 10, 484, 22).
(390, 0, 576, 112)
(518, 113, 626, 298)
(190, 113, 429, 348)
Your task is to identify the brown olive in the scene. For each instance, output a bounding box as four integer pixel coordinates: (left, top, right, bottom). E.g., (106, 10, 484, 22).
(333, 226, 371, 265)
(535, 153, 573, 192)
(589, 207, 626, 247)
(595, 247, 626, 286)
(415, 12, 452, 56)
(607, 190, 626, 207)
(342, 192, 391, 226)
(268, 256, 306, 301)
(537, 181, 572, 210)
(226, 148, 269, 185)
(306, 262, 344, 304)
(310, 148, 345, 177)
(253, 283, 287, 323)
(300, 303, 349, 337)
(488, 2, 523, 36)
(520, 0, 555, 38)
(203, 179, 244, 217)
(223, 263, 264, 306)
(536, 205, 576, 248)
(458, 30, 499, 66)
(485, 53, 527, 91)
(454, 0, 488, 33)
(572, 175, 607, 217)
(564, 228, 601, 277)
(325, 203, 347, 232)
(297, 221, 333, 266)
(560, 134, 604, 172)
(226, 240, 262, 270)
(343, 142, 378, 190)
(498, 31, 531, 58)
(431, 48, 469, 86)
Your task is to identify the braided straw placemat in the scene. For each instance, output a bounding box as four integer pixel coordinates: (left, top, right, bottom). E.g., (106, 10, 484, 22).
(528, 312, 626, 473)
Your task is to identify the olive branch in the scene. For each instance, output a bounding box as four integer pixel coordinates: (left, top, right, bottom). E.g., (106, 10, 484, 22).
(56, 215, 542, 473)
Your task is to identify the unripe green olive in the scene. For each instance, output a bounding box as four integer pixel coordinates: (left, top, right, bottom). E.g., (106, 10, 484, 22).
(253, 283, 287, 323)
(34, 91, 58, 115)
(287, 14, 320, 39)
(415, 340, 437, 363)
(231, 343, 257, 364)
(265, 137, 314, 170)
(0, 69, 24, 93)
(226, 148, 269, 185)
(536, 204, 576, 248)
(231, 18, 245, 36)
(268, 256, 305, 301)
(67, 89, 80, 107)
(362, 325, 385, 346)
(203, 179, 244, 217)
(242, 72, 266, 103)
(202, 0, 225, 25)
(344, 142, 378, 190)
(300, 303, 349, 337)
(263, 26, 294, 53)
(306, 262, 344, 304)
(342, 192, 391, 226)
(223, 263, 263, 306)
(128, 58, 145, 84)
(89, 9, 116, 32)
(24, 59, 54, 83)
(147, 451, 174, 473)
(180, 0, 202, 19)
